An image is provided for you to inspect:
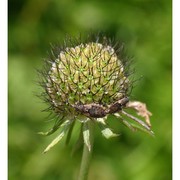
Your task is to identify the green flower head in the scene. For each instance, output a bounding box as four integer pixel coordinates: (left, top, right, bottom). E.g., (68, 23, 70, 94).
(38, 34, 153, 153)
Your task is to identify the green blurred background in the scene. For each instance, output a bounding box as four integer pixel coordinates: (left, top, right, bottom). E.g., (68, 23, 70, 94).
(8, 0, 172, 179)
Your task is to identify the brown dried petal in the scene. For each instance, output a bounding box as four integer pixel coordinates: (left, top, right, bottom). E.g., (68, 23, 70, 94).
(126, 101, 152, 127)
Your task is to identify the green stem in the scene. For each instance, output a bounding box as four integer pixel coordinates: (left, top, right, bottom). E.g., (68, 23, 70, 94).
(78, 121, 94, 180)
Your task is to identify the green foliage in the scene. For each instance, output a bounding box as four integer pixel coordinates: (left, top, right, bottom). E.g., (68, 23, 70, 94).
(9, 0, 171, 179)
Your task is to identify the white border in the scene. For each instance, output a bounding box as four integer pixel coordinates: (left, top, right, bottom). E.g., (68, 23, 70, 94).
(0, 0, 7, 179)
(0, 0, 174, 180)
(173, 0, 180, 179)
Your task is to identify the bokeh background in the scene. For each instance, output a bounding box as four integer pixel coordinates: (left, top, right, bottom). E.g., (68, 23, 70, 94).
(8, 0, 172, 180)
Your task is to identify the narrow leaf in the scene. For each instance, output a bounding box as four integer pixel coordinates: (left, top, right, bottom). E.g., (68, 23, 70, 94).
(83, 122, 91, 151)
(101, 127, 119, 139)
(115, 112, 154, 136)
(121, 110, 151, 131)
(71, 124, 83, 156)
(97, 118, 119, 139)
(66, 120, 75, 145)
(43, 120, 70, 153)
(114, 113, 137, 132)
(43, 131, 65, 153)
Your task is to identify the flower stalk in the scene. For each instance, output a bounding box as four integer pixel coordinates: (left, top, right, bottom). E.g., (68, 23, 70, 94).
(78, 120, 94, 180)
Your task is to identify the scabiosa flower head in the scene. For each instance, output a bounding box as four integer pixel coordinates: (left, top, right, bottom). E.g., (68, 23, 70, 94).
(38, 34, 153, 153)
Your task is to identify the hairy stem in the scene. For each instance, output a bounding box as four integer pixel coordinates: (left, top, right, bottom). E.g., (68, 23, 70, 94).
(78, 121, 94, 180)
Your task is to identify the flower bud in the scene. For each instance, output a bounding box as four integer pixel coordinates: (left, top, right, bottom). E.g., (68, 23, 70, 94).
(46, 41, 130, 117)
